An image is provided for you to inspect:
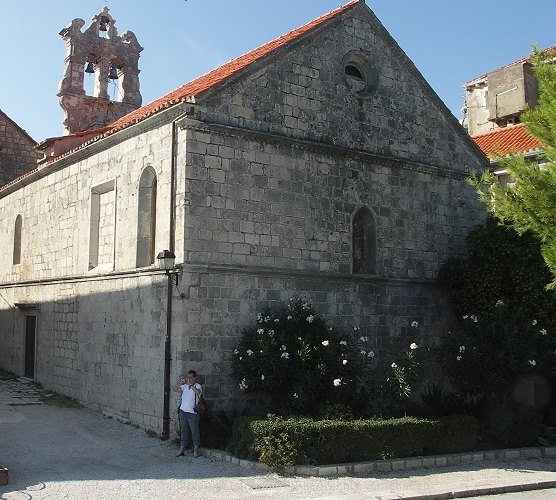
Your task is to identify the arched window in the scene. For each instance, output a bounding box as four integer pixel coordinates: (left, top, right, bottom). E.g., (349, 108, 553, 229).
(13, 215, 22, 265)
(352, 207, 376, 274)
(136, 167, 157, 267)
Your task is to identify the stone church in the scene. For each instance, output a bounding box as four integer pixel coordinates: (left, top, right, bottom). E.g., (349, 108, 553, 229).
(0, 0, 487, 435)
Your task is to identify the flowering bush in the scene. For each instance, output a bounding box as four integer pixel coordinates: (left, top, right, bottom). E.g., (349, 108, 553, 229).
(385, 322, 425, 415)
(437, 300, 556, 399)
(231, 298, 372, 416)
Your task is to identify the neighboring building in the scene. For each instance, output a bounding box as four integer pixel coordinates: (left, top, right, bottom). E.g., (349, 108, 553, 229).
(463, 47, 554, 182)
(0, 109, 40, 186)
(0, 1, 487, 435)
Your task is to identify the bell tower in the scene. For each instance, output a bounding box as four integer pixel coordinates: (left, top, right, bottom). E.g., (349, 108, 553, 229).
(57, 6, 143, 135)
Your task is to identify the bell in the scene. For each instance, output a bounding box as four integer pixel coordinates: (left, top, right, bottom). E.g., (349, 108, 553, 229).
(99, 16, 109, 32)
(85, 62, 95, 74)
(108, 66, 119, 80)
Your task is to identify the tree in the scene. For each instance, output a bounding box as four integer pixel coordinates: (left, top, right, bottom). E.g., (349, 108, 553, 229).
(469, 47, 556, 288)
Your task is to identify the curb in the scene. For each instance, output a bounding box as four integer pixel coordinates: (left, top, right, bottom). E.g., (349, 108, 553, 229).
(399, 480, 556, 500)
(201, 445, 556, 477)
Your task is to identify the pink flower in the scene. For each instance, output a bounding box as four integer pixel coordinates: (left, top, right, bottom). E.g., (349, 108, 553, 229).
(410, 342, 418, 350)
(333, 378, 342, 387)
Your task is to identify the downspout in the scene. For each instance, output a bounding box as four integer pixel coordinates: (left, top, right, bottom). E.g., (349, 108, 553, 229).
(162, 106, 193, 439)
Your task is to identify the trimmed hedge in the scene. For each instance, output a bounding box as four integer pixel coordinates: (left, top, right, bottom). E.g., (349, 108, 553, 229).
(227, 414, 478, 469)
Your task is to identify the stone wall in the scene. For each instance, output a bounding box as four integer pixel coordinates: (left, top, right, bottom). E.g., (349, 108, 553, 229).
(0, 111, 39, 186)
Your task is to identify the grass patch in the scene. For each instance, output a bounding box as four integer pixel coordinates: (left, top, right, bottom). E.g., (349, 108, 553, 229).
(0, 369, 17, 381)
(39, 391, 82, 408)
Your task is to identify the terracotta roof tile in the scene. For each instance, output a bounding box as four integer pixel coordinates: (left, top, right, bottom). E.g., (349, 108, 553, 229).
(109, 0, 359, 132)
(472, 123, 543, 157)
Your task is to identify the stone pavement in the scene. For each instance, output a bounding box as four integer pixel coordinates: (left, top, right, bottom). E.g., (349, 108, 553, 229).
(1, 377, 556, 500)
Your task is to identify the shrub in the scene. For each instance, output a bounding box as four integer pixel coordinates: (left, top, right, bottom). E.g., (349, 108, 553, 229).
(437, 218, 556, 402)
(485, 407, 543, 448)
(227, 414, 478, 468)
(436, 301, 556, 400)
(231, 297, 374, 416)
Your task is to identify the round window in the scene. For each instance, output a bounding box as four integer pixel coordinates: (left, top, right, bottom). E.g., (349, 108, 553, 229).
(342, 52, 375, 98)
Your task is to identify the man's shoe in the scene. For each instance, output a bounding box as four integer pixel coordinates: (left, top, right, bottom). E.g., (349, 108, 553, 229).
(193, 446, 200, 458)
(176, 445, 186, 457)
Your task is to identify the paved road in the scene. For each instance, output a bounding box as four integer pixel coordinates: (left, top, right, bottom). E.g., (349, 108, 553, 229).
(2, 377, 556, 499)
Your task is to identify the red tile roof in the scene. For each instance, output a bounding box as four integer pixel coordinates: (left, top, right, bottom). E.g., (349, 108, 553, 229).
(473, 123, 543, 157)
(109, 0, 359, 133)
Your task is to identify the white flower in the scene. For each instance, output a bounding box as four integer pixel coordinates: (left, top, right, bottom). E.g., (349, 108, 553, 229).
(411, 321, 419, 328)
(268, 330, 275, 336)
(541, 329, 548, 336)
(257, 328, 264, 335)
(239, 356, 243, 360)
(333, 378, 342, 387)
(281, 352, 290, 359)
(463, 315, 469, 320)
(246, 349, 253, 356)
(234, 349, 239, 354)
(353, 326, 360, 331)
(322, 340, 329, 347)
(298, 337, 302, 341)
(274, 318, 279, 323)
(239, 378, 248, 390)
(361, 350, 367, 355)
(529, 360, 537, 366)
(293, 393, 299, 398)
(368, 351, 375, 358)
(360, 336, 368, 342)
(302, 302, 309, 310)
(306, 315, 314, 323)
(456, 356, 462, 361)
(264, 316, 271, 322)
(257, 313, 262, 322)
(281, 345, 287, 351)
(470, 315, 478, 323)
(261, 374, 265, 381)
(532, 319, 538, 326)
(340, 340, 347, 346)
(391, 362, 397, 368)
(342, 359, 348, 365)
(287, 315, 292, 320)
(410, 342, 418, 350)
(459, 345, 466, 353)
(495, 299, 504, 307)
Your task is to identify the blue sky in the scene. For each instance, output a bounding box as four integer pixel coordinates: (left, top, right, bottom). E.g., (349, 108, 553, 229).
(1, 0, 554, 142)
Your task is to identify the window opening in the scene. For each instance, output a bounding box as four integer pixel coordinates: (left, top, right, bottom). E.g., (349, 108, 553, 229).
(13, 215, 22, 265)
(352, 207, 377, 274)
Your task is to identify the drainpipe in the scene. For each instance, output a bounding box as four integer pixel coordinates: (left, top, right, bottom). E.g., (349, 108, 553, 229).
(162, 106, 193, 439)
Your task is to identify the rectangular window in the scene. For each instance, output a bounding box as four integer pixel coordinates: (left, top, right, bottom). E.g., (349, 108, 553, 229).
(89, 180, 116, 271)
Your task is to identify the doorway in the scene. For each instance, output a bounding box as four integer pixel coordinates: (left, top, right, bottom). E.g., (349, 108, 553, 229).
(24, 315, 36, 379)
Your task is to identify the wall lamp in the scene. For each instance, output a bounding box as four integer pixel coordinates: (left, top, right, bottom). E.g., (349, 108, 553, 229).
(157, 249, 179, 286)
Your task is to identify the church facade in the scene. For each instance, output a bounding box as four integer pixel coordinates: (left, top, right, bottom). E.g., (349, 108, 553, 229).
(0, 1, 487, 434)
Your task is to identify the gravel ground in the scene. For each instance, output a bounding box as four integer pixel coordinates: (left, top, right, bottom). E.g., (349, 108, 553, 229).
(2, 378, 556, 500)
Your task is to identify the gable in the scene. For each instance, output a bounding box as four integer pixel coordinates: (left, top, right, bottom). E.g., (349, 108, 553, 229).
(192, 2, 487, 173)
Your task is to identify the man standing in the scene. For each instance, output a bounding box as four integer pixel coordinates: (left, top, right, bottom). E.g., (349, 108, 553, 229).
(173, 370, 202, 458)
